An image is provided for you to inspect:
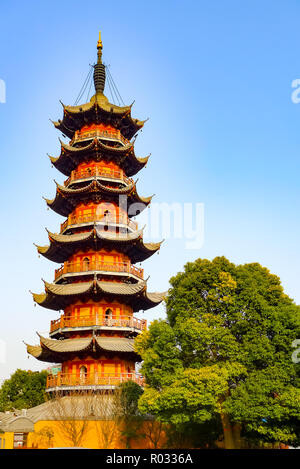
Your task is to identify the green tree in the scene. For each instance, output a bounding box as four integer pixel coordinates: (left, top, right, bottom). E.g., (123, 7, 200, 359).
(164, 419, 222, 449)
(116, 381, 144, 449)
(0, 369, 47, 411)
(136, 257, 300, 448)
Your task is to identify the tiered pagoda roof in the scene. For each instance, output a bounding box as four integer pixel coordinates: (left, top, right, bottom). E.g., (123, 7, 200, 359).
(26, 335, 139, 363)
(36, 228, 163, 263)
(31, 279, 165, 312)
(49, 139, 150, 177)
(53, 93, 145, 141)
(44, 180, 153, 217)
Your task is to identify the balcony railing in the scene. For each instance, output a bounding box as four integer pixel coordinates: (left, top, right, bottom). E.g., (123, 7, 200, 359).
(64, 167, 133, 187)
(50, 315, 147, 333)
(54, 260, 144, 281)
(60, 214, 138, 233)
(70, 129, 130, 146)
(46, 372, 144, 389)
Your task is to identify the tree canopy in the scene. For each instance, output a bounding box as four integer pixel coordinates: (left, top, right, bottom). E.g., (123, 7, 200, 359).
(116, 381, 144, 449)
(0, 369, 47, 411)
(135, 257, 300, 448)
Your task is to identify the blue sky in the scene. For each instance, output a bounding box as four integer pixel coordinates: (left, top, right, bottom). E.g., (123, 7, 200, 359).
(0, 0, 300, 380)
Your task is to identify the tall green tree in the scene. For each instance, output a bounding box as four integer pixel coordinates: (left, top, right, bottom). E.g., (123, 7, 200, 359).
(0, 369, 47, 411)
(116, 381, 144, 449)
(135, 257, 300, 448)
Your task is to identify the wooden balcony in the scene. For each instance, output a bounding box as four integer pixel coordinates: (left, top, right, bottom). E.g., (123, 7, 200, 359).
(46, 372, 144, 390)
(70, 128, 130, 146)
(50, 315, 147, 333)
(64, 167, 133, 187)
(54, 260, 144, 281)
(60, 213, 138, 233)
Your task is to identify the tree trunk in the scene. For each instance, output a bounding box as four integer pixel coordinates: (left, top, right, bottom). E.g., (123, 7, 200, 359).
(233, 424, 242, 449)
(220, 411, 236, 449)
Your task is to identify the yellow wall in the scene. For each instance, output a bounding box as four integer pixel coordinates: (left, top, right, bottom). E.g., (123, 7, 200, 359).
(1, 420, 166, 449)
(0, 432, 13, 450)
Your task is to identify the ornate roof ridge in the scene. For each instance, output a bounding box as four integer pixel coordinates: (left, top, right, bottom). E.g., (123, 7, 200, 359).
(52, 92, 145, 141)
(61, 93, 146, 126)
(25, 334, 137, 361)
(35, 228, 162, 264)
(49, 145, 150, 178)
(55, 179, 135, 196)
(45, 179, 152, 217)
(60, 138, 133, 154)
(47, 228, 143, 244)
(63, 97, 131, 116)
(40, 279, 146, 296)
(31, 279, 165, 311)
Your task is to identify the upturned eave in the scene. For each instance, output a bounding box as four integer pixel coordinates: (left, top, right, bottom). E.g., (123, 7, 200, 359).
(31, 279, 166, 312)
(35, 228, 163, 263)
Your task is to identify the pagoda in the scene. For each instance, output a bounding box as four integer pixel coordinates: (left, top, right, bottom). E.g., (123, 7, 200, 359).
(26, 33, 164, 393)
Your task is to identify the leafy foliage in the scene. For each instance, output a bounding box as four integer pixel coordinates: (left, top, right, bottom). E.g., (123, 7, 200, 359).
(116, 381, 144, 449)
(118, 380, 144, 417)
(164, 419, 222, 449)
(135, 257, 300, 447)
(0, 369, 47, 411)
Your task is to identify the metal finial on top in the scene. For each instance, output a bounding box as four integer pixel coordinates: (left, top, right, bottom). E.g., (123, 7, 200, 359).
(97, 31, 103, 50)
(94, 31, 106, 93)
(97, 31, 103, 64)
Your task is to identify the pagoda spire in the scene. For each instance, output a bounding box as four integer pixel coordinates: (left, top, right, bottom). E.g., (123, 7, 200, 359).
(93, 31, 106, 94)
(97, 31, 103, 61)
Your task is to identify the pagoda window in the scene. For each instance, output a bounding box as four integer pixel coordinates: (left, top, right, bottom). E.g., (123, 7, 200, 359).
(80, 365, 87, 382)
(82, 257, 90, 271)
(105, 308, 113, 325)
